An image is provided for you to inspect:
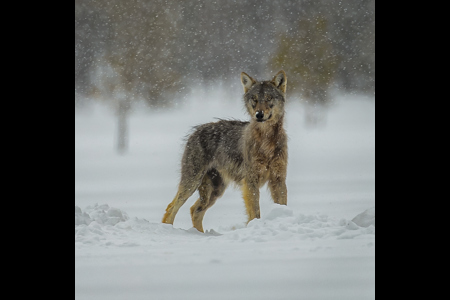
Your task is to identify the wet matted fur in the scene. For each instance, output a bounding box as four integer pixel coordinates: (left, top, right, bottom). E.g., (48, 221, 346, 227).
(162, 70, 288, 232)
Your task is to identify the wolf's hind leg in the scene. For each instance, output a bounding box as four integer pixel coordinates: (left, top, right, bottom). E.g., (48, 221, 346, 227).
(190, 169, 226, 232)
(162, 170, 206, 225)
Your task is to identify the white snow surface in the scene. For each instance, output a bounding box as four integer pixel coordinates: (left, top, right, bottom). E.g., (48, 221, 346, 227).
(75, 91, 375, 300)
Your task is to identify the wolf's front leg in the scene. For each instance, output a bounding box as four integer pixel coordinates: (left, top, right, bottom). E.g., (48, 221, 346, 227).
(241, 179, 261, 222)
(268, 156, 288, 205)
(268, 174, 287, 205)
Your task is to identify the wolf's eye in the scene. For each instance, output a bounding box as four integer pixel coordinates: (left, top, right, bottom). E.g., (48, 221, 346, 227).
(250, 96, 257, 107)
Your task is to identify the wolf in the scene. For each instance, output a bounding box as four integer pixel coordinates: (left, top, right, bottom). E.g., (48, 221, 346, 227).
(162, 70, 288, 232)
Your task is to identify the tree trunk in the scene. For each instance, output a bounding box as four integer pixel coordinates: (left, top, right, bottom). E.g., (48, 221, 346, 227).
(116, 99, 129, 154)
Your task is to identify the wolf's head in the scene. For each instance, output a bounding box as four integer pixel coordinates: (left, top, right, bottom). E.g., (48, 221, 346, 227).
(241, 70, 287, 124)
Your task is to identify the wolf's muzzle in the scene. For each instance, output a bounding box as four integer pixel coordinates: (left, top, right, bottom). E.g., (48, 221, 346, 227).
(256, 111, 273, 122)
(255, 111, 264, 121)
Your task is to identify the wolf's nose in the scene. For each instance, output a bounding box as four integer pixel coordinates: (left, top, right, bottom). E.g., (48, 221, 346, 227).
(256, 111, 264, 120)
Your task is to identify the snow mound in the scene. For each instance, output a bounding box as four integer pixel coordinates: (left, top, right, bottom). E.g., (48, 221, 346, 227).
(75, 204, 134, 246)
(351, 207, 375, 227)
(75, 203, 129, 226)
(263, 204, 294, 220)
(75, 203, 375, 249)
(233, 204, 375, 243)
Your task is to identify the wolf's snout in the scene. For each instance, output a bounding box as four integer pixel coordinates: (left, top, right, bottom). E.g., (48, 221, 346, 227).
(255, 111, 264, 121)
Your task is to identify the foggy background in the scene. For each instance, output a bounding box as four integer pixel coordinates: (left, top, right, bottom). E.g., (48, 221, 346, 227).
(75, 0, 375, 153)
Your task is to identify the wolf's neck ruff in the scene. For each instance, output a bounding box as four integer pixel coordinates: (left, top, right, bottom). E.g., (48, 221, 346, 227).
(248, 115, 285, 145)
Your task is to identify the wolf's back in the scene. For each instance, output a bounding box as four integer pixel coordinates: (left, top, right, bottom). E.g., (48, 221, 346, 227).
(181, 120, 248, 174)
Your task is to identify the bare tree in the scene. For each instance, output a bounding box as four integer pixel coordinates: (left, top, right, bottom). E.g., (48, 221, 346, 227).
(270, 15, 340, 125)
(84, 0, 184, 153)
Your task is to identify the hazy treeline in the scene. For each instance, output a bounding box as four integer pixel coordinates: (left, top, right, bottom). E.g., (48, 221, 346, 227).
(75, 0, 375, 108)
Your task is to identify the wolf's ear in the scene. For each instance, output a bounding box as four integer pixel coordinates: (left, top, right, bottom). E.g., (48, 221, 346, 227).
(241, 72, 256, 93)
(272, 70, 287, 94)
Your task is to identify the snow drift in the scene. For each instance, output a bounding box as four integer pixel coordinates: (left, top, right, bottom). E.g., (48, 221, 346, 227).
(75, 203, 374, 250)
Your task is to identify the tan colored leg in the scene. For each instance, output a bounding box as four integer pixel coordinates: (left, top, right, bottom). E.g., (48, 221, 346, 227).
(241, 179, 260, 223)
(162, 171, 205, 225)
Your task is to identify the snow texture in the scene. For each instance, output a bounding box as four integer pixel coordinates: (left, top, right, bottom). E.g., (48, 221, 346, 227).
(75, 92, 375, 300)
(76, 203, 374, 247)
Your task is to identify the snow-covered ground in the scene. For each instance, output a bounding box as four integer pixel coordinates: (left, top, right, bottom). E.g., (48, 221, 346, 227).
(75, 90, 375, 300)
